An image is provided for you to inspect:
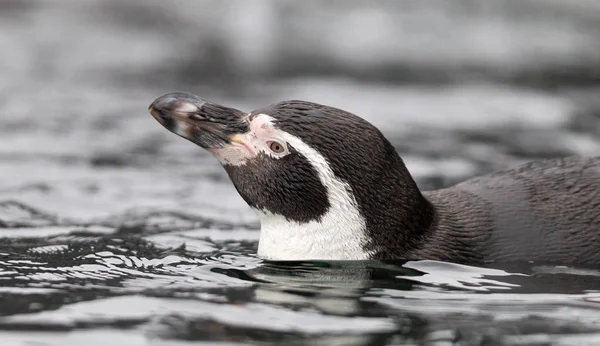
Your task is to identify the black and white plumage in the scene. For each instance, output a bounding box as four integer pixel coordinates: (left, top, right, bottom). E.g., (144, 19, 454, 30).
(149, 92, 600, 265)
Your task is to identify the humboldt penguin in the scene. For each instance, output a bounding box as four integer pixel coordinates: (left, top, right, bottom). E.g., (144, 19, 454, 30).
(149, 92, 600, 265)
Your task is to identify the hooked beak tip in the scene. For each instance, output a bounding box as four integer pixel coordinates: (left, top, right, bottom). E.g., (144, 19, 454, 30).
(148, 104, 160, 121)
(149, 91, 250, 150)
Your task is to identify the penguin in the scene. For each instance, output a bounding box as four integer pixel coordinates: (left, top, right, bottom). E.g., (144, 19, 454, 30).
(149, 92, 600, 265)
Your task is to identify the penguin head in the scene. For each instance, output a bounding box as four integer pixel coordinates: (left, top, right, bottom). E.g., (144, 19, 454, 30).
(149, 92, 431, 260)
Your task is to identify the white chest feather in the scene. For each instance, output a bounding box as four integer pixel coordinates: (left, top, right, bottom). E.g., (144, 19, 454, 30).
(255, 131, 370, 261)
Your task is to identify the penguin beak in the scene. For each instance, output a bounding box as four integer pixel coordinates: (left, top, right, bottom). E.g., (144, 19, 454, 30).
(148, 92, 249, 149)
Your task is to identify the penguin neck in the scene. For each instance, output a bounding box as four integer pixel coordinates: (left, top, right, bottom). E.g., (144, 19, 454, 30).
(255, 148, 436, 261)
(330, 143, 436, 259)
(252, 133, 436, 261)
(360, 156, 436, 258)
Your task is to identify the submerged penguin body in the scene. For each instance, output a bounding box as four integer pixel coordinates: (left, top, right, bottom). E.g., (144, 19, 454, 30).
(149, 93, 600, 265)
(417, 156, 600, 264)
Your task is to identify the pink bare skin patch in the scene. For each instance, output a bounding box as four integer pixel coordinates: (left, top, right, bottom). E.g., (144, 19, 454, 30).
(210, 114, 290, 166)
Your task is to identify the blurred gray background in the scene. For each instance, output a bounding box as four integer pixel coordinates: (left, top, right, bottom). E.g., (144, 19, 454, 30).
(0, 0, 599, 224)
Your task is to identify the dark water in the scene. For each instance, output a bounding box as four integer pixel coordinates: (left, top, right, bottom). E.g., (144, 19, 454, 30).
(1, 1, 600, 345)
(3, 229, 600, 345)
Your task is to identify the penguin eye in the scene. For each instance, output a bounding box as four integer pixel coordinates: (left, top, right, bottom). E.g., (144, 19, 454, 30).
(267, 141, 285, 154)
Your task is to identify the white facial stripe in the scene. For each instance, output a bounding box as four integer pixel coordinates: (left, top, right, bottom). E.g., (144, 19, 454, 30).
(210, 113, 370, 260)
(255, 119, 370, 260)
